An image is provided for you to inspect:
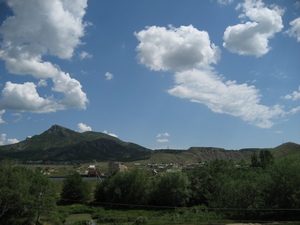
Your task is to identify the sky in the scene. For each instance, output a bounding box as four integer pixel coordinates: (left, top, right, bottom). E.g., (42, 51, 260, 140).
(0, 0, 299, 150)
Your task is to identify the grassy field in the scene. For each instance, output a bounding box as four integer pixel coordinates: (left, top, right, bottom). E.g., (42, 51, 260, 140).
(55, 204, 300, 225)
(57, 204, 228, 225)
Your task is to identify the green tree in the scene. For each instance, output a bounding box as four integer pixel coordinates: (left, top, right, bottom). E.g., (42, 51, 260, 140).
(151, 171, 190, 207)
(250, 150, 274, 169)
(0, 161, 57, 225)
(207, 169, 272, 219)
(259, 150, 274, 169)
(250, 152, 260, 167)
(266, 157, 300, 210)
(0, 163, 33, 224)
(61, 172, 91, 203)
(192, 159, 236, 206)
(95, 169, 152, 205)
(30, 169, 57, 224)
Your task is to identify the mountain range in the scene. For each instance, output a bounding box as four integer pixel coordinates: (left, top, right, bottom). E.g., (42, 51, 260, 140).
(0, 125, 299, 163)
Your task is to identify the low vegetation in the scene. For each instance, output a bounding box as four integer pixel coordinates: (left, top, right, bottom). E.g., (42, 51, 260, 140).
(1, 149, 300, 224)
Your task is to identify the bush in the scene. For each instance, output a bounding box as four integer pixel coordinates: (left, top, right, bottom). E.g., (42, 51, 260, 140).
(134, 216, 148, 225)
(61, 173, 91, 203)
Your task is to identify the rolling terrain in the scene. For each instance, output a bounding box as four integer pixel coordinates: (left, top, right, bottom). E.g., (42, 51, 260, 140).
(0, 125, 151, 162)
(0, 125, 299, 163)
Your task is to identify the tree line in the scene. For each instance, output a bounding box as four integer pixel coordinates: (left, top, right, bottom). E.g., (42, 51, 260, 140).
(1, 150, 300, 224)
(93, 150, 300, 220)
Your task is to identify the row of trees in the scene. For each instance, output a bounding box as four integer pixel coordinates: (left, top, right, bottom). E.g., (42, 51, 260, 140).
(95, 169, 190, 207)
(92, 153, 300, 220)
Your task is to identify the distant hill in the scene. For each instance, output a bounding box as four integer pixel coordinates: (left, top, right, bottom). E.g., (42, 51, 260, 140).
(271, 142, 300, 158)
(0, 125, 151, 162)
(0, 125, 299, 163)
(141, 147, 263, 164)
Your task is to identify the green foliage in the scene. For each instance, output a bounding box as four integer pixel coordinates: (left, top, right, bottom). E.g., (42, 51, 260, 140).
(95, 169, 152, 205)
(251, 152, 260, 167)
(61, 173, 91, 203)
(151, 171, 190, 207)
(0, 161, 57, 224)
(134, 216, 149, 225)
(189, 157, 300, 220)
(95, 169, 190, 208)
(251, 150, 274, 168)
(259, 150, 274, 168)
(266, 157, 300, 210)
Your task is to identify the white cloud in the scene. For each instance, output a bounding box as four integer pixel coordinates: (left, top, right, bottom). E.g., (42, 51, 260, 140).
(135, 25, 221, 71)
(156, 133, 170, 138)
(0, 0, 89, 113)
(135, 23, 290, 129)
(103, 130, 118, 138)
(7, 138, 19, 144)
(0, 110, 5, 124)
(0, 0, 87, 59)
(156, 132, 170, 143)
(0, 133, 19, 145)
(0, 134, 6, 145)
(286, 17, 300, 42)
(223, 0, 284, 57)
(289, 106, 300, 115)
(79, 51, 93, 60)
(77, 123, 92, 132)
(217, 0, 234, 5)
(283, 86, 300, 101)
(12, 112, 22, 123)
(168, 68, 286, 128)
(0, 82, 56, 113)
(105, 72, 114, 80)
(157, 139, 170, 143)
(37, 79, 47, 87)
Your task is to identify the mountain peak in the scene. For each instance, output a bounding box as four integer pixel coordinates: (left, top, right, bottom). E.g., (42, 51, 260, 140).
(43, 124, 77, 138)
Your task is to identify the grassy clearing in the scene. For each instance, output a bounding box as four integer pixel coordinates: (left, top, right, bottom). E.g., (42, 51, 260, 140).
(64, 213, 93, 225)
(56, 204, 229, 225)
(56, 204, 300, 225)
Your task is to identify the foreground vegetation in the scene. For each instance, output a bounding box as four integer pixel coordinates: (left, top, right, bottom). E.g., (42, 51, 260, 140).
(1, 150, 300, 224)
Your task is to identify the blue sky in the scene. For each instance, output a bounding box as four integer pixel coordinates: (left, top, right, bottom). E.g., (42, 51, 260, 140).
(0, 0, 299, 150)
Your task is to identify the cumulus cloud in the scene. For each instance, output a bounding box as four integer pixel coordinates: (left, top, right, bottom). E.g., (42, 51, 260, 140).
(77, 123, 92, 132)
(0, 82, 56, 112)
(0, 133, 19, 145)
(156, 133, 170, 143)
(7, 138, 19, 144)
(283, 86, 300, 101)
(103, 130, 118, 138)
(135, 25, 221, 71)
(135, 24, 290, 128)
(0, 0, 89, 112)
(286, 17, 300, 42)
(168, 68, 286, 128)
(223, 0, 284, 57)
(105, 72, 114, 80)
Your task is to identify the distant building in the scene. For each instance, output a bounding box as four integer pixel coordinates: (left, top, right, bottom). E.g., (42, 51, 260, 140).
(87, 164, 98, 177)
(108, 162, 128, 174)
